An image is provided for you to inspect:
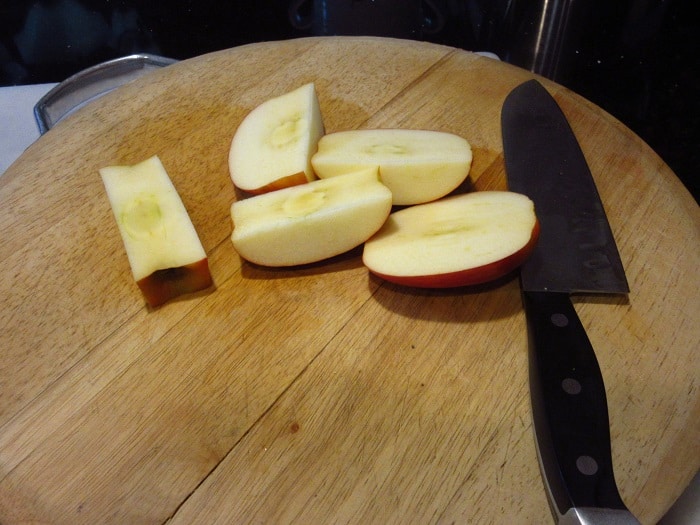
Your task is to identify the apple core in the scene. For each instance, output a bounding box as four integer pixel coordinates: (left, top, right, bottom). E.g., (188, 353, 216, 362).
(365, 143, 406, 155)
(271, 116, 305, 147)
(283, 189, 326, 217)
(121, 195, 164, 240)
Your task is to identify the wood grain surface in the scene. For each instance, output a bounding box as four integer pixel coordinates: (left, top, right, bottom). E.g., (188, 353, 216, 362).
(0, 37, 698, 525)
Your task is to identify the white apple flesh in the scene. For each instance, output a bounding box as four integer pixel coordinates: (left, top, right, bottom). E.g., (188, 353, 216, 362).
(362, 191, 539, 288)
(229, 82, 325, 194)
(231, 168, 392, 267)
(311, 129, 472, 205)
(100, 155, 212, 307)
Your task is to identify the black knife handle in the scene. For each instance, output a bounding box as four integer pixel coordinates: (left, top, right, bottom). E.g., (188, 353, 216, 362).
(522, 290, 632, 519)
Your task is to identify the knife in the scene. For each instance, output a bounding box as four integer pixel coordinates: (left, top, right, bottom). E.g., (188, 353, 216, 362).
(501, 79, 640, 525)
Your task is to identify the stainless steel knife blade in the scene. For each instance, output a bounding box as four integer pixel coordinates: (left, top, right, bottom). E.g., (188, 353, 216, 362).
(502, 79, 628, 295)
(501, 79, 640, 525)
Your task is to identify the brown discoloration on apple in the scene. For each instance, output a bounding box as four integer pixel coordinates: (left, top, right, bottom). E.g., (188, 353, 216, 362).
(137, 258, 213, 307)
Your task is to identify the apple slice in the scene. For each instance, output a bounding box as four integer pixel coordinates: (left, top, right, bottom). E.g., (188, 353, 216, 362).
(229, 82, 325, 194)
(231, 167, 392, 267)
(100, 155, 213, 307)
(311, 129, 472, 205)
(362, 191, 539, 288)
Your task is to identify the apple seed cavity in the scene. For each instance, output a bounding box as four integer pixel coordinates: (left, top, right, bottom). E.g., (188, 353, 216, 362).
(121, 195, 164, 240)
(365, 143, 406, 155)
(271, 116, 305, 147)
(282, 189, 327, 217)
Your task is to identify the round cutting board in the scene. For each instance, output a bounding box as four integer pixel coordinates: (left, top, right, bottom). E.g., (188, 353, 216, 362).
(0, 37, 698, 524)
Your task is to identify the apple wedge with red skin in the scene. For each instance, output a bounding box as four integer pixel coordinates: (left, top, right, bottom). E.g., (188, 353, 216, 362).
(229, 82, 324, 194)
(100, 155, 212, 307)
(362, 191, 539, 288)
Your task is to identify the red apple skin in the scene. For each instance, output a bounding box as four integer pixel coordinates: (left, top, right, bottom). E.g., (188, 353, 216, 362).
(137, 258, 213, 307)
(368, 220, 540, 288)
(241, 171, 309, 195)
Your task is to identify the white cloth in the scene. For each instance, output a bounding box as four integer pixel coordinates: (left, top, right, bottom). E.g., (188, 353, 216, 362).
(0, 83, 57, 175)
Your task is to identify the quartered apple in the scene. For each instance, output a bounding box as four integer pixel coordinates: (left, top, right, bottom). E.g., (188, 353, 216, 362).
(100, 155, 213, 307)
(311, 129, 472, 205)
(229, 82, 325, 194)
(231, 168, 392, 267)
(362, 191, 539, 288)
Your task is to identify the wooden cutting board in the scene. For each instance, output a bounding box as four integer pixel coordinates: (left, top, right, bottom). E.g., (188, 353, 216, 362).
(0, 37, 698, 525)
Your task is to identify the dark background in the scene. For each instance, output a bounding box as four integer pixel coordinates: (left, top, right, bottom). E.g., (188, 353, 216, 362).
(1, 0, 697, 202)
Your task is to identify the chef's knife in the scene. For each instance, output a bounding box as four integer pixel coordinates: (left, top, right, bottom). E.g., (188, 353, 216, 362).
(501, 79, 640, 525)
